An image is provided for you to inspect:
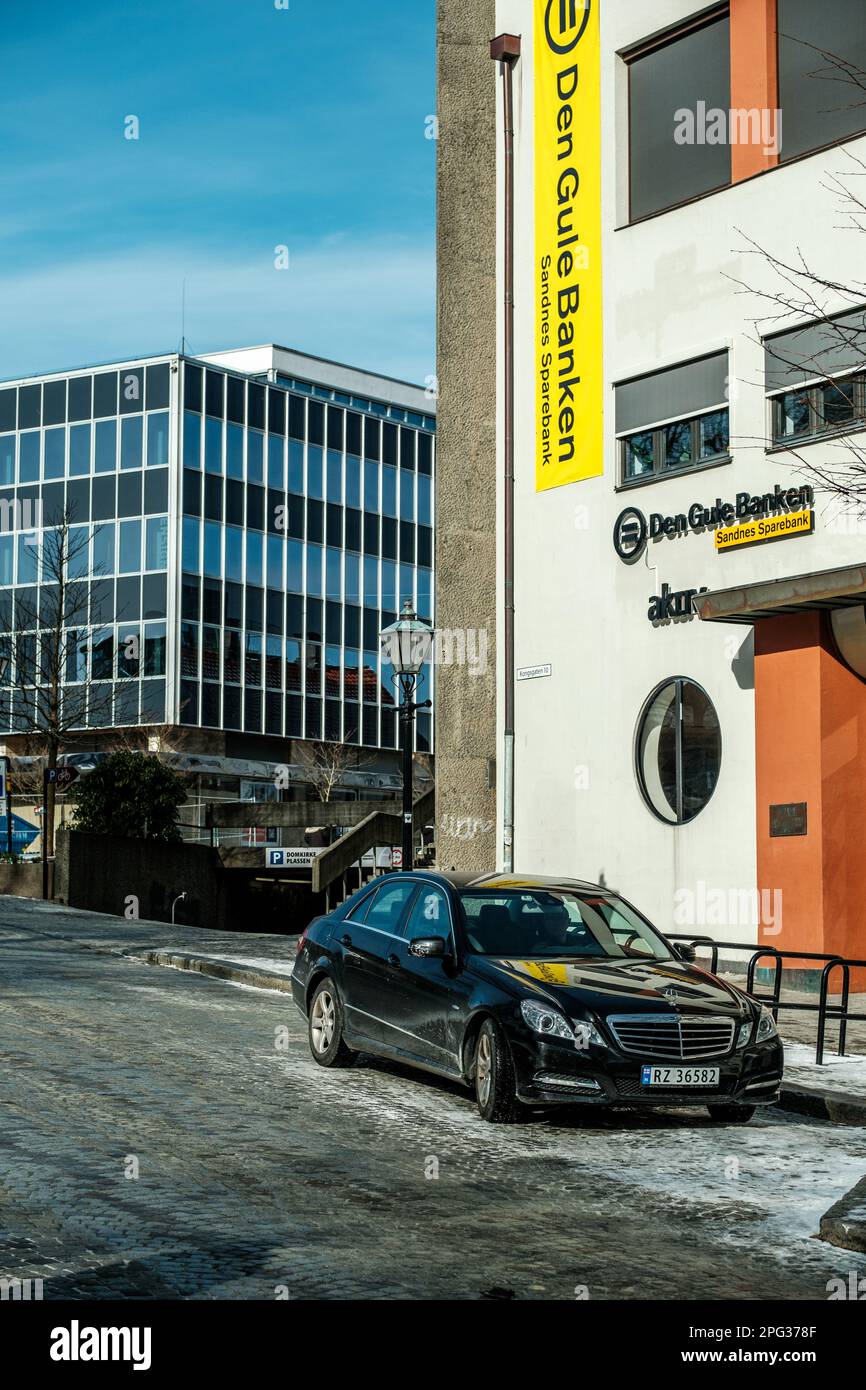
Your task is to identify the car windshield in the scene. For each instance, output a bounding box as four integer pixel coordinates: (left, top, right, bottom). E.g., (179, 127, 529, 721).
(458, 888, 672, 961)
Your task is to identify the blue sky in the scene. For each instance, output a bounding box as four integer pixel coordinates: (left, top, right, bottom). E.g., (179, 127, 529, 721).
(0, 0, 436, 385)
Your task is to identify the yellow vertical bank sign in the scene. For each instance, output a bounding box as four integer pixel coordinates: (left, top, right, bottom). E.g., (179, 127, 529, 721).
(535, 0, 603, 490)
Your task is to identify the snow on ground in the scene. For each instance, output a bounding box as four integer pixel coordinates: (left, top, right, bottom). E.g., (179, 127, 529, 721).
(783, 1041, 866, 1096)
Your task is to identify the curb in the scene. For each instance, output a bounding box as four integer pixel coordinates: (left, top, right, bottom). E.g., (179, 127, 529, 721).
(129, 949, 295, 995)
(777, 1082, 866, 1126)
(819, 1175, 866, 1255)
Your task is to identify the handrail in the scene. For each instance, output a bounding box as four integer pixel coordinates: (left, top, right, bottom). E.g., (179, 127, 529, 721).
(311, 786, 435, 895)
(817, 958, 866, 1065)
(667, 935, 862, 1064)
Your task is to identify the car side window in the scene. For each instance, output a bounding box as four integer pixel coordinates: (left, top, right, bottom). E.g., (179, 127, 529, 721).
(403, 886, 450, 941)
(362, 878, 419, 935)
(345, 888, 377, 924)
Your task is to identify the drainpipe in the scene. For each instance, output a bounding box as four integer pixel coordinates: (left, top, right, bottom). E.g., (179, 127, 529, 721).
(490, 34, 521, 873)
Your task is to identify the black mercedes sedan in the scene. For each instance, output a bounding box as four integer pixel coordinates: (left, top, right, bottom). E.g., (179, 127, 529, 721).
(291, 872, 783, 1123)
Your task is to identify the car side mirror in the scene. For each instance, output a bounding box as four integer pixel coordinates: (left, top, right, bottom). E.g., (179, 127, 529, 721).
(409, 936, 448, 959)
(674, 942, 697, 963)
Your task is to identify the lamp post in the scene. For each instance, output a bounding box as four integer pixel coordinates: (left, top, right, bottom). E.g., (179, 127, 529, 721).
(380, 601, 434, 871)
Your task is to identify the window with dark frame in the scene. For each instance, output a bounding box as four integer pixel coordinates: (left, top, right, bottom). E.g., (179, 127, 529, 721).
(636, 678, 722, 826)
(777, 0, 866, 163)
(627, 8, 731, 223)
(616, 351, 730, 485)
(770, 371, 866, 445)
(620, 407, 730, 482)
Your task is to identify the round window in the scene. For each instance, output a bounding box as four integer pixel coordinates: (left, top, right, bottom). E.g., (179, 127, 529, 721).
(830, 605, 866, 681)
(636, 677, 721, 825)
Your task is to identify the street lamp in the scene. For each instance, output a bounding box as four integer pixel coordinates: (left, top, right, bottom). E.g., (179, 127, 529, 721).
(380, 601, 434, 871)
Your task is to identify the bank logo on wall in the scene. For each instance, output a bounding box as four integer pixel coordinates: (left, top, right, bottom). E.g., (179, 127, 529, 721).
(613, 506, 647, 563)
(612, 485, 814, 564)
(535, 0, 603, 491)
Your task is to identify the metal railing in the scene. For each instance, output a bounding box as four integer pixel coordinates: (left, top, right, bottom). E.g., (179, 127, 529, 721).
(817, 958, 866, 1066)
(667, 935, 866, 1064)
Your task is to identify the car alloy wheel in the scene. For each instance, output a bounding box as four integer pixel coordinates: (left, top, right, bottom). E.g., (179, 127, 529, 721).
(476, 1030, 493, 1108)
(308, 978, 355, 1068)
(474, 1018, 520, 1123)
(311, 988, 336, 1053)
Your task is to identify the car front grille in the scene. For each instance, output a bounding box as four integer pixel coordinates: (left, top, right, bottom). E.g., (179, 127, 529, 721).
(606, 1014, 735, 1060)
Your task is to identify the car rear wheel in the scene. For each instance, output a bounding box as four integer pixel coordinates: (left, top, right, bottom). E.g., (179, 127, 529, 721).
(308, 979, 355, 1068)
(475, 1018, 520, 1123)
(707, 1103, 756, 1124)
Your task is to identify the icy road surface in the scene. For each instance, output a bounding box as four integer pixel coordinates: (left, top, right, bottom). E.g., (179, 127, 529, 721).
(0, 899, 864, 1300)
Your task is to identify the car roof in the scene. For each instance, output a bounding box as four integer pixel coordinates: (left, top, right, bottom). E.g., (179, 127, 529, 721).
(409, 871, 607, 893)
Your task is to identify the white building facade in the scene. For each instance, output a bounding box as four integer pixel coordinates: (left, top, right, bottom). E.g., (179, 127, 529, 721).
(483, 0, 866, 964)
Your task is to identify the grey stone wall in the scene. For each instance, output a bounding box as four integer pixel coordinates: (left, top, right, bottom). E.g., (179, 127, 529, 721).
(435, 0, 498, 871)
(0, 863, 44, 900)
(55, 830, 227, 929)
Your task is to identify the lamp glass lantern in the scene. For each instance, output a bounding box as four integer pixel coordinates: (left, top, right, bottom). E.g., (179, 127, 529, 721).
(379, 601, 434, 676)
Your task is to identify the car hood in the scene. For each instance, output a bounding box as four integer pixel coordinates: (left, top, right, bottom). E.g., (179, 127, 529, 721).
(469, 954, 750, 1018)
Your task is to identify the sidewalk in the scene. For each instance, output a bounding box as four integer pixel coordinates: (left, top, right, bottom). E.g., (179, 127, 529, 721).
(0, 894, 300, 973)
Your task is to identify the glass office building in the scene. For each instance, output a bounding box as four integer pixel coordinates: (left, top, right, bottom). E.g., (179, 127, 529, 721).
(0, 346, 435, 760)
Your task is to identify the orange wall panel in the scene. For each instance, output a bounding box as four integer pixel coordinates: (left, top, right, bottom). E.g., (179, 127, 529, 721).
(755, 614, 824, 956)
(756, 612, 866, 981)
(818, 633, 866, 964)
(730, 0, 780, 182)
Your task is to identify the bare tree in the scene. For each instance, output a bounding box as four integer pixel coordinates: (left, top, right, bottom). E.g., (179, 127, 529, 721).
(7, 511, 128, 857)
(296, 740, 359, 803)
(730, 44, 866, 514)
(105, 720, 195, 763)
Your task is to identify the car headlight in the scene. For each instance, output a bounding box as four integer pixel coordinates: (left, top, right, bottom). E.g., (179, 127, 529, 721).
(521, 1000, 575, 1042)
(756, 1005, 778, 1043)
(736, 1019, 753, 1049)
(573, 1020, 606, 1051)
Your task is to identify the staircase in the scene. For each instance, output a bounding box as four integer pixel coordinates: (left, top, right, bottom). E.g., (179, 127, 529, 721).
(312, 786, 435, 909)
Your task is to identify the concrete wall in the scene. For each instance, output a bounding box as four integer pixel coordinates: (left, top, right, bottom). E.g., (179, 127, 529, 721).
(55, 830, 227, 930)
(0, 863, 44, 899)
(435, 0, 499, 871)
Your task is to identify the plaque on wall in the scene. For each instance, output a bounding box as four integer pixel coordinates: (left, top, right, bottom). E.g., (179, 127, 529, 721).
(769, 802, 807, 837)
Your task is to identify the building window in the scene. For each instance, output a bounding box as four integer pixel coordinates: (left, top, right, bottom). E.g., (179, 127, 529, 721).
(147, 412, 169, 468)
(636, 678, 721, 825)
(770, 372, 866, 445)
(778, 0, 866, 163)
(627, 10, 731, 222)
(616, 352, 730, 484)
(621, 409, 729, 481)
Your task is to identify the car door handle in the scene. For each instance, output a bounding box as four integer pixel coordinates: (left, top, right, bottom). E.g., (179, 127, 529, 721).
(387, 953, 401, 969)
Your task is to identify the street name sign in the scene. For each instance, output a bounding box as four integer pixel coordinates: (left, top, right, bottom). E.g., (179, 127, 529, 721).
(517, 664, 552, 681)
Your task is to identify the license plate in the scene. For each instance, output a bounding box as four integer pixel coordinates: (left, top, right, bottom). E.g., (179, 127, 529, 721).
(641, 1065, 720, 1087)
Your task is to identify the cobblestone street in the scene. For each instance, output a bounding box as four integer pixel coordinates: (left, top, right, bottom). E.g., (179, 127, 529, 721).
(2, 898, 866, 1301)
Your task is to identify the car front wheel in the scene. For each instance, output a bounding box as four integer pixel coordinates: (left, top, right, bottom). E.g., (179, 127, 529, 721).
(707, 1103, 756, 1124)
(475, 1018, 520, 1123)
(308, 978, 355, 1068)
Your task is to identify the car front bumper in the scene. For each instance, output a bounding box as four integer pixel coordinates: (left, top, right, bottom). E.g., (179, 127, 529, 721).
(505, 1028, 784, 1108)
